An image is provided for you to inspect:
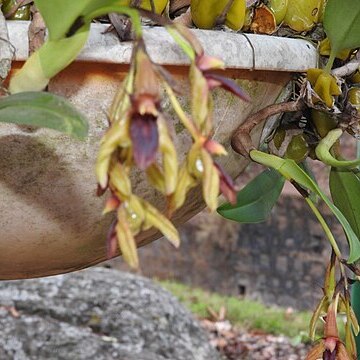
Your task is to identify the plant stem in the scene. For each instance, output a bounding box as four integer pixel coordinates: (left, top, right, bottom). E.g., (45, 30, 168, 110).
(324, 52, 336, 74)
(305, 197, 342, 259)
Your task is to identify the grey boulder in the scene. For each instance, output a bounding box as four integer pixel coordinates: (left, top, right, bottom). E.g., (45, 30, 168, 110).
(0, 267, 220, 360)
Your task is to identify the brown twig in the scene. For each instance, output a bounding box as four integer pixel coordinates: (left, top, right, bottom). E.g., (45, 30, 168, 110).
(149, 0, 156, 13)
(332, 51, 360, 78)
(172, 8, 192, 27)
(108, 13, 134, 41)
(215, 0, 235, 26)
(231, 100, 305, 157)
(170, 0, 190, 14)
(28, 6, 46, 55)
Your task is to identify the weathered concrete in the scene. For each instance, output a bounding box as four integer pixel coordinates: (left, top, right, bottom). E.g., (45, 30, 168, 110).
(0, 11, 12, 80)
(0, 268, 220, 360)
(7, 22, 317, 71)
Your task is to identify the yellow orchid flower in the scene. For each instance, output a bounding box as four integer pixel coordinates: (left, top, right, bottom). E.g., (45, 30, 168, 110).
(307, 68, 341, 107)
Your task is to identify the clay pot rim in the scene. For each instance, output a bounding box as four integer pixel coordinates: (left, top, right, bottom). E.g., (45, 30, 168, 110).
(7, 21, 317, 72)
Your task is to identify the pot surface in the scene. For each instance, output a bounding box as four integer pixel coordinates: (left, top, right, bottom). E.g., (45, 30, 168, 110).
(0, 21, 320, 279)
(0, 62, 289, 279)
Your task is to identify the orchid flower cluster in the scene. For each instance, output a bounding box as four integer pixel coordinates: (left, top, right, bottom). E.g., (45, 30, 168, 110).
(95, 24, 249, 267)
(306, 253, 359, 360)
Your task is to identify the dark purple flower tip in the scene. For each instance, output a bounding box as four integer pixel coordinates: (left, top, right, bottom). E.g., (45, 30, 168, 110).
(204, 72, 251, 102)
(214, 162, 237, 205)
(323, 349, 336, 360)
(106, 220, 118, 259)
(97, 183, 108, 197)
(130, 112, 159, 170)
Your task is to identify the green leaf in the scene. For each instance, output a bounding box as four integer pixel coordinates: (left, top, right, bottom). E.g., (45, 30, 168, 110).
(298, 161, 319, 203)
(330, 168, 360, 239)
(0, 92, 88, 140)
(11, 1, 137, 93)
(34, 0, 92, 40)
(35, 0, 130, 40)
(315, 129, 360, 169)
(324, 0, 360, 54)
(250, 150, 360, 263)
(217, 169, 284, 223)
(9, 32, 89, 94)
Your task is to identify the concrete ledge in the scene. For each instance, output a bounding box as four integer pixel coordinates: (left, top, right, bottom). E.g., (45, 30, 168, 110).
(0, 12, 12, 80)
(6, 21, 317, 72)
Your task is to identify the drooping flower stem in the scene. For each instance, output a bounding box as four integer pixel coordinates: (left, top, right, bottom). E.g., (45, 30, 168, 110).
(305, 197, 342, 259)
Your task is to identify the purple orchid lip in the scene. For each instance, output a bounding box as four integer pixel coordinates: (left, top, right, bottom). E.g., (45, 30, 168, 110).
(130, 112, 159, 170)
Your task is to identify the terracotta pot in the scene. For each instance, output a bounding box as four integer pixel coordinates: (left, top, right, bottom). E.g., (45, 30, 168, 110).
(0, 21, 317, 279)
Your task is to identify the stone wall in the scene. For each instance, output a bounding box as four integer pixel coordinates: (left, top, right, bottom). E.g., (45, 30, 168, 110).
(107, 195, 347, 310)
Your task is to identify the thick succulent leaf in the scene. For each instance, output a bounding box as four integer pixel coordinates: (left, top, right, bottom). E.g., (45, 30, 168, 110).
(10, 31, 89, 94)
(218, 169, 284, 223)
(324, 0, 360, 54)
(250, 150, 360, 263)
(35, 0, 128, 39)
(34, 0, 91, 40)
(0, 92, 88, 140)
(13, 1, 130, 92)
(330, 168, 360, 239)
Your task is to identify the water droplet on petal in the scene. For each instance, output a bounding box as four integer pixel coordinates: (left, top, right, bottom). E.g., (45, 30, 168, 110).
(196, 159, 204, 173)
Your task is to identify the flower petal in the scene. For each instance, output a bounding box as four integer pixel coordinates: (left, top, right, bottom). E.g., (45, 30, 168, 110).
(130, 113, 159, 169)
(204, 73, 251, 102)
(305, 341, 326, 360)
(106, 220, 118, 259)
(214, 162, 237, 205)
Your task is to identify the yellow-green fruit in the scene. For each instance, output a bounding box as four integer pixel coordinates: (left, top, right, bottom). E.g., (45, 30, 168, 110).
(268, 0, 288, 25)
(125, 0, 168, 14)
(319, 38, 351, 61)
(285, 134, 309, 162)
(273, 128, 286, 149)
(191, 0, 246, 31)
(348, 88, 360, 113)
(311, 109, 337, 138)
(318, 0, 327, 22)
(350, 70, 360, 84)
(283, 0, 320, 32)
(2, 0, 30, 20)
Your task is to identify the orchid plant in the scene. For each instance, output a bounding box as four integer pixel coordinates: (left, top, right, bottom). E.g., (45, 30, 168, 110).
(0, 0, 360, 359)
